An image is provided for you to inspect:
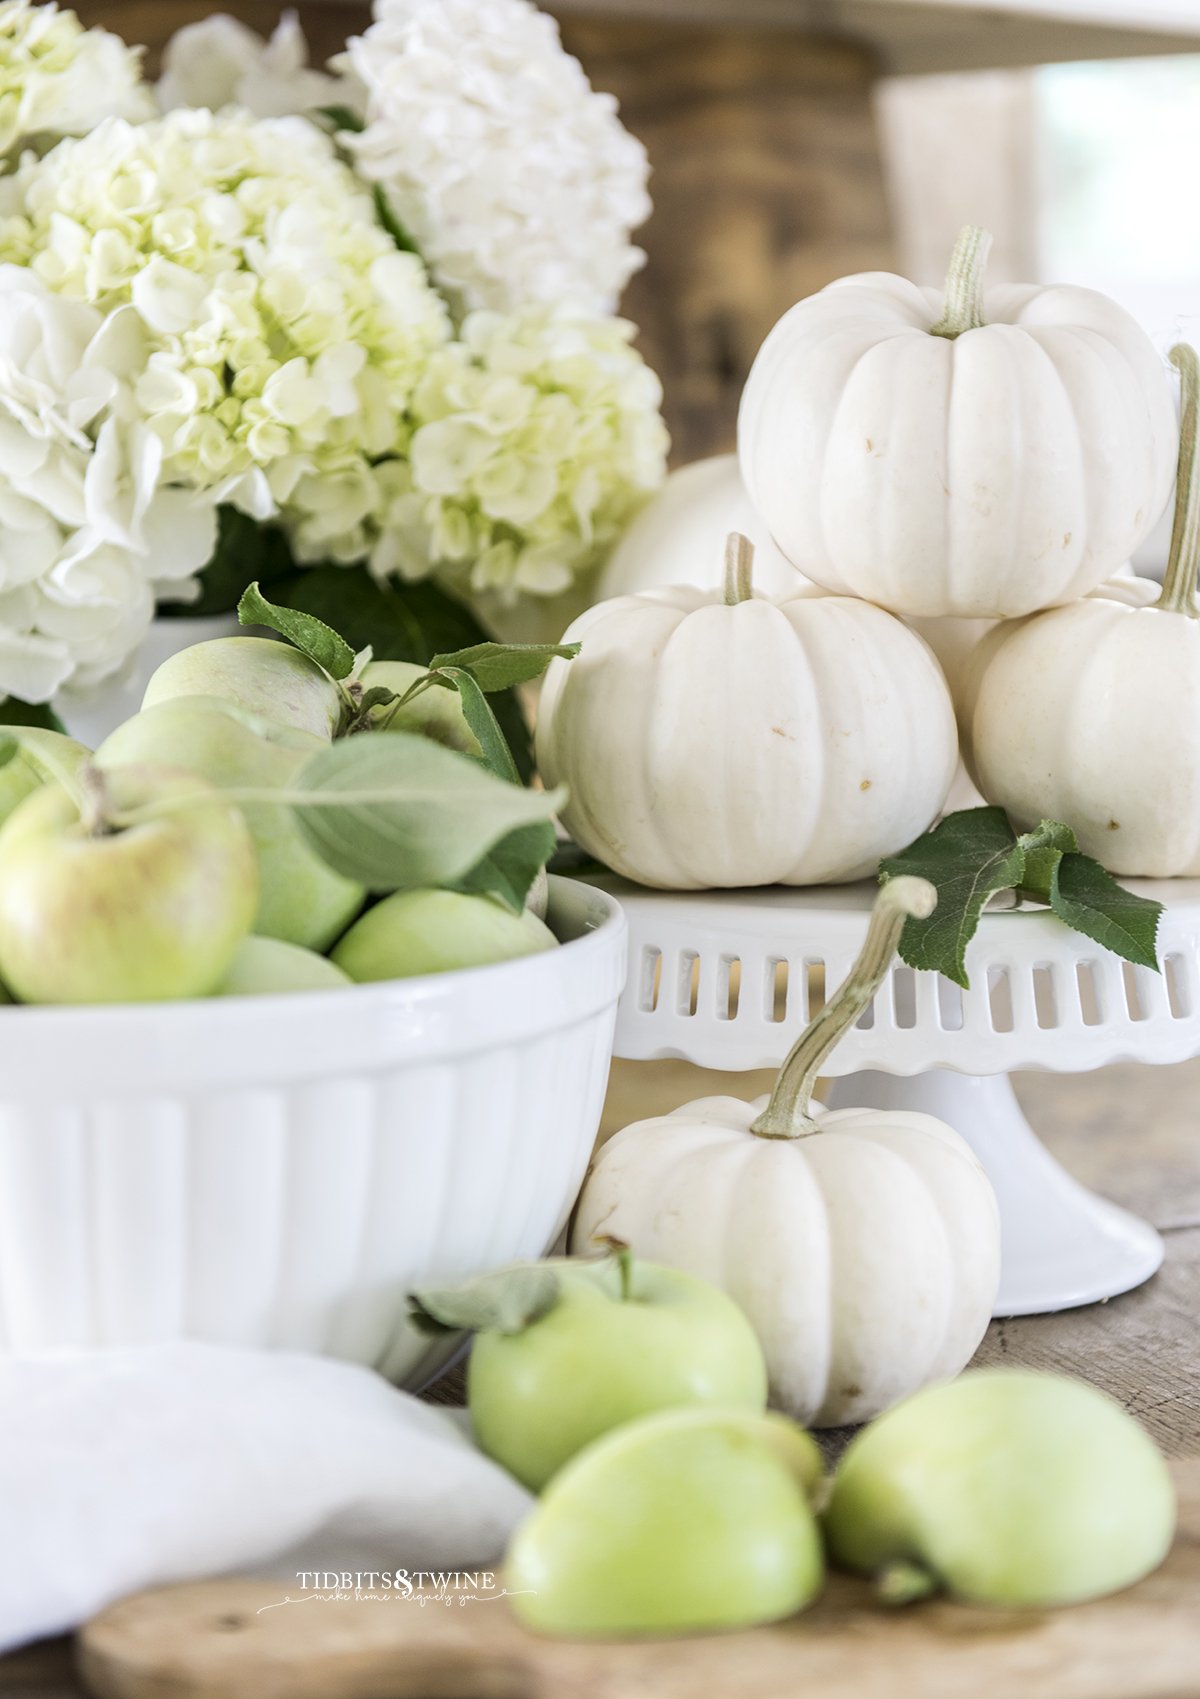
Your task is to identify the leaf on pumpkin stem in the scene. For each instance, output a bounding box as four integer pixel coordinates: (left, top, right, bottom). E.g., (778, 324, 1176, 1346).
(450, 820, 558, 914)
(288, 731, 565, 891)
(408, 1264, 562, 1337)
(880, 808, 1025, 988)
(237, 582, 357, 682)
(429, 641, 582, 693)
(880, 807, 1163, 988)
(1047, 854, 1161, 972)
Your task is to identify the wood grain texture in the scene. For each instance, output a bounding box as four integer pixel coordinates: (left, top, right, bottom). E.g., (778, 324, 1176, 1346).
(72, 1467, 1200, 1699)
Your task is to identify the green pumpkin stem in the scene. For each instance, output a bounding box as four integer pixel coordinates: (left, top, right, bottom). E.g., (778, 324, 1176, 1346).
(928, 226, 992, 340)
(1155, 345, 1200, 618)
(750, 878, 937, 1140)
(723, 532, 755, 605)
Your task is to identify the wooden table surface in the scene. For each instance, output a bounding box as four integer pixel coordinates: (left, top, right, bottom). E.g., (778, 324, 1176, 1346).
(3, 1053, 1198, 1696)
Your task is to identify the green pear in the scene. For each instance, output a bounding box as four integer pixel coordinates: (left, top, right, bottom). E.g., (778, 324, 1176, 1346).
(0, 765, 257, 1004)
(98, 699, 364, 952)
(359, 661, 480, 756)
(332, 888, 555, 982)
(214, 935, 351, 996)
(825, 1369, 1176, 1607)
(143, 637, 342, 740)
(507, 1408, 825, 1636)
(0, 730, 91, 830)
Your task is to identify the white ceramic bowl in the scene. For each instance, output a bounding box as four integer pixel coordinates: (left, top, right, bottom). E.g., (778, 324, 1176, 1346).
(0, 877, 625, 1387)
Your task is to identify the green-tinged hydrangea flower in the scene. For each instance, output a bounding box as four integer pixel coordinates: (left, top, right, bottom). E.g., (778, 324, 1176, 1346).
(0, 107, 451, 556)
(360, 309, 669, 599)
(0, 0, 150, 158)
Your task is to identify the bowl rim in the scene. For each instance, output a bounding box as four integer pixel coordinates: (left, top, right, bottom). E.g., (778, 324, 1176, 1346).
(0, 876, 627, 1092)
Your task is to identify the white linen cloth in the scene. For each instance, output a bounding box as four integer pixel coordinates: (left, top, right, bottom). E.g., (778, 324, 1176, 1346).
(0, 1343, 531, 1651)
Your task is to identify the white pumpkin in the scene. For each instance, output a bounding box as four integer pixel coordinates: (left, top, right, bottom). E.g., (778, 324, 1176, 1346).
(535, 535, 957, 890)
(911, 567, 1160, 725)
(969, 343, 1200, 875)
(598, 455, 800, 600)
(738, 225, 1177, 620)
(572, 879, 1001, 1427)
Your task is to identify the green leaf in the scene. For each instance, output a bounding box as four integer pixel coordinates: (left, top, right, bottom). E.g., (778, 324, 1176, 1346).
(288, 731, 565, 891)
(1018, 819, 1079, 902)
(451, 820, 557, 913)
(408, 1264, 561, 1338)
(0, 697, 65, 733)
(880, 807, 1025, 988)
(438, 668, 520, 783)
(373, 185, 420, 255)
(237, 582, 356, 682)
(164, 506, 296, 619)
(314, 103, 365, 133)
(429, 641, 581, 693)
(269, 568, 536, 780)
(1048, 854, 1162, 972)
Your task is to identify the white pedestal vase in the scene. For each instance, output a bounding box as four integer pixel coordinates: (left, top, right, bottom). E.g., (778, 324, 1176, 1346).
(53, 614, 241, 750)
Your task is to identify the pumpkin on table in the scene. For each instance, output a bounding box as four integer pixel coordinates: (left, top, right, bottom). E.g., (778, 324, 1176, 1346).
(571, 879, 1001, 1428)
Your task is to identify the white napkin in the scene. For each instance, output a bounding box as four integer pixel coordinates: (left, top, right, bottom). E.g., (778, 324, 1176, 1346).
(0, 1343, 531, 1652)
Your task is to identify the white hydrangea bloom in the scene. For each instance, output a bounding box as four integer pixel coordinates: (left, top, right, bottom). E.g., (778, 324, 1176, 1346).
(0, 108, 451, 567)
(0, 267, 215, 701)
(341, 0, 650, 317)
(157, 11, 364, 123)
(0, 0, 150, 159)
(358, 308, 668, 600)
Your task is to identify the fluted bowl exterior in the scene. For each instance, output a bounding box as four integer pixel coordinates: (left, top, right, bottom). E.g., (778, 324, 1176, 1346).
(0, 878, 625, 1387)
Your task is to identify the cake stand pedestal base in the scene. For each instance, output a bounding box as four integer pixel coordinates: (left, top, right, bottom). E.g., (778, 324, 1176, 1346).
(826, 1068, 1164, 1316)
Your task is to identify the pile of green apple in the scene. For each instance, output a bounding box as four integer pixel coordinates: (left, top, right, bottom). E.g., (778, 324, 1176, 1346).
(0, 587, 578, 1005)
(414, 1247, 1176, 1639)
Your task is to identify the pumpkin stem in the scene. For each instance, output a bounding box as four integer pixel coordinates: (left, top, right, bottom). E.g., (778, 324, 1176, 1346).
(749, 877, 937, 1140)
(928, 226, 992, 340)
(723, 532, 754, 605)
(1155, 345, 1200, 618)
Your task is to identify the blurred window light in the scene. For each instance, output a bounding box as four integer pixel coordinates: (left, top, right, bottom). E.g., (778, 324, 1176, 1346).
(1036, 55, 1200, 343)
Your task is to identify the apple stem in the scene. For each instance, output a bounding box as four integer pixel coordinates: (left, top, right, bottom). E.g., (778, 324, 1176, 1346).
(876, 1561, 939, 1607)
(78, 764, 117, 837)
(749, 878, 937, 1139)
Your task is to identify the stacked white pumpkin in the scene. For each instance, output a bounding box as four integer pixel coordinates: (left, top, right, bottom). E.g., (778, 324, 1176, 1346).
(539, 226, 1184, 1426)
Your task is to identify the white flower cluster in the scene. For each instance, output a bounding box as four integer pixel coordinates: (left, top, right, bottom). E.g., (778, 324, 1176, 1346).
(0, 0, 150, 158)
(0, 267, 214, 700)
(371, 309, 669, 599)
(157, 11, 364, 124)
(341, 0, 651, 318)
(0, 107, 451, 565)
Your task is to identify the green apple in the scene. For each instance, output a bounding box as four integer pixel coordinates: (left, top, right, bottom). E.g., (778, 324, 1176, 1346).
(214, 935, 351, 996)
(359, 661, 480, 756)
(507, 1407, 825, 1636)
(97, 698, 364, 952)
(0, 765, 258, 1003)
(143, 637, 342, 740)
(825, 1369, 1176, 1607)
(0, 730, 91, 830)
(435, 1253, 769, 1491)
(332, 888, 555, 982)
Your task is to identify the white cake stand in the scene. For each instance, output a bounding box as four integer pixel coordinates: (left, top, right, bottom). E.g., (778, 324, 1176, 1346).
(604, 876, 1200, 1317)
